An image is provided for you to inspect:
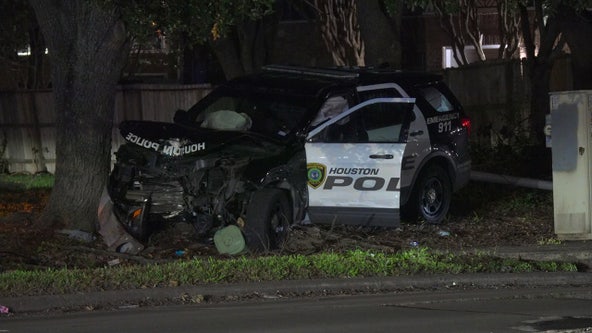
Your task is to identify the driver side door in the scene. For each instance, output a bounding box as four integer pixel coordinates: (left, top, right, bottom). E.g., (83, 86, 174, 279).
(305, 97, 416, 227)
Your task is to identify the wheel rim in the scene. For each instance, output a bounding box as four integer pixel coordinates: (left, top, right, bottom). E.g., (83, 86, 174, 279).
(420, 177, 444, 217)
(269, 203, 289, 246)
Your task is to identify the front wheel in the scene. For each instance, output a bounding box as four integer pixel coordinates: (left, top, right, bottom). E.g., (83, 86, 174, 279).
(244, 188, 292, 252)
(403, 165, 451, 224)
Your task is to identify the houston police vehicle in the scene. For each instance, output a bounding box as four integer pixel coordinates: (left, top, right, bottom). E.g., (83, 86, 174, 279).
(100, 65, 471, 253)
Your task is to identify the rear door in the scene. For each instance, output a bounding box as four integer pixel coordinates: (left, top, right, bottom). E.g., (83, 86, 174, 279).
(305, 97, 415, 226)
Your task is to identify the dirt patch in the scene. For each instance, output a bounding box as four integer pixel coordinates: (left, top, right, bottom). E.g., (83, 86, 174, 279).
(0, 183, 555, 271)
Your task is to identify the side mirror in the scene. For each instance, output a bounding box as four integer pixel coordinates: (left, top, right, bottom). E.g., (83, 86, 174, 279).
(174, 109, 188, 123)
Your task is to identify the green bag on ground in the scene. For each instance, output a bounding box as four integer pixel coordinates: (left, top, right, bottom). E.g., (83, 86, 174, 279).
(214, 225, 246, 255)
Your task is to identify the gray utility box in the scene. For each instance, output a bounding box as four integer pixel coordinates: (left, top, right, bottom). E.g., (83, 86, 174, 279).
(550, 90, 592, 240)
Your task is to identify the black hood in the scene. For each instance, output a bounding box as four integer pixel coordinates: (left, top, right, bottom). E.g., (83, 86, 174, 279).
(119, 120, 276, 157)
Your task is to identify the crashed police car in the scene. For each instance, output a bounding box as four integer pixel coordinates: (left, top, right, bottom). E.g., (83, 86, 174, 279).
(98, 65, 471, 254)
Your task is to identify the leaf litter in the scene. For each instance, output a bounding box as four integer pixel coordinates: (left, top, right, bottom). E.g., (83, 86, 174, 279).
(0, 184, 556, 272)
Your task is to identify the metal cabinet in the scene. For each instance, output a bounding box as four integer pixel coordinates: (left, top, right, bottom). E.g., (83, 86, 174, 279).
(550, 90, 592, 240)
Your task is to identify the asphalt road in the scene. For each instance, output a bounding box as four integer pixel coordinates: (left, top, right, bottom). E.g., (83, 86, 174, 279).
(3, 286, 592, 333)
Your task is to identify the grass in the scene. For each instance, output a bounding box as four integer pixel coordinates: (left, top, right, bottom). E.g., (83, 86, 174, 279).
(0, 248, 578, 297)
(0, 171, 574, 298)
(0, 173, 54, 190)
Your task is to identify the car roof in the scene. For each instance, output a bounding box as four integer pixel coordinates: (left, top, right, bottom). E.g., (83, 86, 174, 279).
(224, 65, 443, 99)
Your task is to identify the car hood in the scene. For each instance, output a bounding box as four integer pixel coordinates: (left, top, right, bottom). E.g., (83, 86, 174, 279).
(119, 120, 278, 157)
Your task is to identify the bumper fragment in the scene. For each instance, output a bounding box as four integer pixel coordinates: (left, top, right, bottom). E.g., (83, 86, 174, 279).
(98, 188, 145, 254)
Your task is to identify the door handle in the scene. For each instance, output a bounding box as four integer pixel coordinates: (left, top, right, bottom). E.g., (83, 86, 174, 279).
(369, 154, 394, 159)
(409, 130, 424, 137)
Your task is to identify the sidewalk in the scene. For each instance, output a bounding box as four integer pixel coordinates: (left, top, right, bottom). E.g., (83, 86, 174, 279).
(477, 240, 592, 269)
(1, 241, 592, 314)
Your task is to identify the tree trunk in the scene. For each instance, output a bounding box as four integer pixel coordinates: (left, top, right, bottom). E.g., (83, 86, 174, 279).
(27, 16, 46, 89)
(209, 35, 246, 80)
(209, 13, 278, 81)
(497, 0, 520, 60)
(237, 14, 277, 74)
(315, 0, 366, 67)
(557, 6, 592, 89)
(29, 0, 128, 232)
(519, 3, 563, 146)
(527, 60, 552, 145)
(358, 0, 400, 67)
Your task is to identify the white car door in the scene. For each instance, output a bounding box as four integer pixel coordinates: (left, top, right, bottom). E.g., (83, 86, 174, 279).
(305, 97, 416, 226)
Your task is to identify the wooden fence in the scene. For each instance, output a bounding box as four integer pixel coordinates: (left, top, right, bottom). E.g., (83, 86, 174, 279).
(444, 57, 572, 147)
(0, 84, 212, 173)
(0, 59, 574, 173)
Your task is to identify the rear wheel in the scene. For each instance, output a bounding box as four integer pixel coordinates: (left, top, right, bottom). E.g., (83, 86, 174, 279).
(244, 188, 292, 252)
(403, 165, 451, 224)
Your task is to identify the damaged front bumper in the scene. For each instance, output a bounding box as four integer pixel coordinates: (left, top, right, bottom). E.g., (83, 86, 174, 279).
(97, 188, 145, 254)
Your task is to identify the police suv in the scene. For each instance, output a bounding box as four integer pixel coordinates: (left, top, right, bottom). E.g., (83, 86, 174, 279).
(102, 65, 471, 253)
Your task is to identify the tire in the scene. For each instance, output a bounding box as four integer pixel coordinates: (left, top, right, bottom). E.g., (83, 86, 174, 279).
(402, 165, 451, 224)
(244, 188, 292, 252)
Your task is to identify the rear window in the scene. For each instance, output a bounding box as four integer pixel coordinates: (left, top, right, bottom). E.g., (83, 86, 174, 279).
(417, 86, 454, 112)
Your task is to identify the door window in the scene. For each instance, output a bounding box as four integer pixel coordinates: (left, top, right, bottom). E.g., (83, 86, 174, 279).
(311, 100, 414, 143)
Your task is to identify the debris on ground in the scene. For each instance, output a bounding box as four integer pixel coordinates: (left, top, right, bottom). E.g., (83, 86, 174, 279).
(0, 185, 556, 271)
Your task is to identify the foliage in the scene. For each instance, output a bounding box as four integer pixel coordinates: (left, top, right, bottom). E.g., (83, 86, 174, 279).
(0, 0, 32, 58)
(538, 238, 562, 246)
(381, 0, 592, 142)
(470, 142, 551, 179)
(0, 248, 577, 297)
(0, 0, 45, 88)
(384, 0, 513, 65)
(107, 0, 275, 45)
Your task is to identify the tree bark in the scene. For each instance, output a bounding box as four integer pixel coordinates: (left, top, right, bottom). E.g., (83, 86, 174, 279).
(29, 0, 128, 232)
(314, 0, 365, 66)
(497, 0, 520, 59)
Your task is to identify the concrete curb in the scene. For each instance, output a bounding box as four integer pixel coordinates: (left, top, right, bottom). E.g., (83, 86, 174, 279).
(3, 242, 592, 314)
(2, 271, 592, 314)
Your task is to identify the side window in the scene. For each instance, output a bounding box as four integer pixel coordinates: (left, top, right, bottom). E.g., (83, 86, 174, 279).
(318, 113, 367, 143)
(314, 101, 413, 143)
(310, 95, 349, 127)
(417, 85, 454, 113)
(364, 102, 413, 143)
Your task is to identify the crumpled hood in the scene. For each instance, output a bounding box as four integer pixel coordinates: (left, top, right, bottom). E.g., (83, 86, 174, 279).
(119, 120, 272, 157)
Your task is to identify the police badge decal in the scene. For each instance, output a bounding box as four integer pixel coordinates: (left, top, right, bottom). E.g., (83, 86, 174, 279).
(307, 163, 326, 189)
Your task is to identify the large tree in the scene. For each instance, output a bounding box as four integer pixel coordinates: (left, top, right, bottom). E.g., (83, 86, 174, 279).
(27, 0, 277, 235)
(29, 0, 129, 232)
(208, 10, 278, 79)
(119, 1, 275, 80)
(387, 0, 591, 145)
(385, 0, 489, 66)
(496, 0, 521, 60)
(519, 1, 592, 144)
(309, 0, 366, 66)
(518, 1, 565, 145)
(556, 3, 592, 89)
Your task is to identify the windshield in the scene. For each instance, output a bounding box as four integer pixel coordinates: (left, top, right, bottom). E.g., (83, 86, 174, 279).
(185, 87, 314, 140)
